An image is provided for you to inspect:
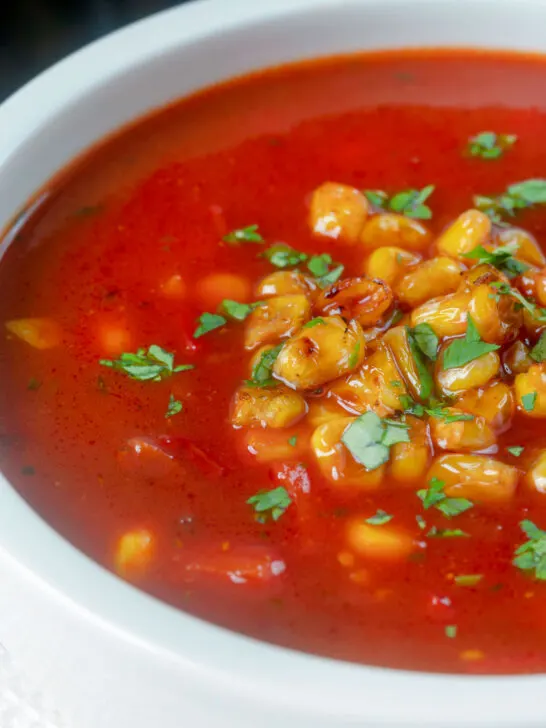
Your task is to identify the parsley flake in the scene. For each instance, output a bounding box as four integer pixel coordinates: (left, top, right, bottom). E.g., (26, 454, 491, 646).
(223, 224, 264, 244)
(410, 322, 439, 361)
(445, 624, 458, 639)
(427, 527, 470, 538)
(454, 574, 483, 587)
(474, 178, 546, 223)
(263, 243, 308, 268)
(507, 446, 524, 457)
(513, 520, 546, 580)
(467, 131, 517, 160)
(365, 185, 435, 219)
(463, 243, 529, 278)
(442, 315, 500, 370)
(366, 509, 393, 525)
(531, 331, 546, 362)
(220, 299, 258, 321)
(348, 341, 362, 369)
(302, 317, 326, 329)
(417, 477, 473, 519)
(490, 282, 546, 323)
(521, 391, 537, 412)
(193, 312, 227, 338)
(247, 486, 292, 523)
(248, 344, 283, 387)
(165, 394, 183, 418)
(405, 327, 434, 399)
(341, 412, 409, 471)
(288, 435, 298, 447)
(100, 345, 194, 381)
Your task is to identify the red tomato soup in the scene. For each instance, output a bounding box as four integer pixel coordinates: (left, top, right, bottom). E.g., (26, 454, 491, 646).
(5, 50, 546, 674)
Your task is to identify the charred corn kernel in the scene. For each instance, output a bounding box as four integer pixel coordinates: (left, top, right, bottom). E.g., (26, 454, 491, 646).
(391, 416, 431, 483)
(462, 263, 506, 290)
(469, 283, 522, 345)
(160, 274, 186, 299)
(306, 398, 346, 427)
(383, 325, 429, 401)
(522, 307, 546, 340)
(5, 317, 62, 350)
(396, 257, 465, 308)
(360, 213, 432, 252)
(427, 454, 519, 503)
(198, 272, 251, 310)
(410, 291, 471, 338)
(273, 315, 365, 390)
(456, 381, 514, 433)
(231, 385, 307, 428)
(364, 246, 421, 286)
(311, 417, 385, 488)
(496, 227, 546, 267)
(435, 348, 500, 396)
(330, 341, 408, 416)
(526, 451, 546, 494)
(503, 340, 533, 375)
(244, 428, 308, 462)
(515, 364, 546, 417)
(314, 275, 393, 328)
(245, 294, 311, 350)
(255, 270, 316, 299)
(430, 410, 496, 453)
(115, 529, 155, 579)
(436, 209, 492, 260)
(346, 520, 414, 561)
(309, 182, 369, 243)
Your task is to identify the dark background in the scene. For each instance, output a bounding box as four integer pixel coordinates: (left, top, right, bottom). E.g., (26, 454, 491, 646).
(0, 0, 194, 102)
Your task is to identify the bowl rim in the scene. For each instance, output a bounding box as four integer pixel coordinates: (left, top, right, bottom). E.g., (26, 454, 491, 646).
(1, 0, 546, 722)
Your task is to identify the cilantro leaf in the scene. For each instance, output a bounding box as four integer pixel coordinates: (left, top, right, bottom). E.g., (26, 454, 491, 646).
(411, 322, 439, 361)
(507, 446, 524, 457)
(462, 243, 529, 278)
(348, 340, 361, 369)
(100, 345, 194, 382)
(341, 412, 409, 471)
(288, 435, 297, 447)
(406, 327, 434, 399)
(454, 574, 483, 587)
(364, 185, 435, 219)
(513, 520, 546, 580)
(467, 131, 517, 160)
(474, 178, 546, 223)
(263, 243, 308, 268)
(220, 299, 258, 321)
(366, 509, 393, 526)
(400, 395, 473, 424)
(165, 394, 183, 418)
(307, 253, 332, 277)
(445, 625, 458, 639)
(521, 391, 537, 412)
(442, 315, 500, 370)
(302, 318, 326, 329)
(417, 477, 473, 519)
(223, 224, 264, 244)
(193, 312, 227, 338)
(247, 486, 292, 523)
(490, 282, 546, 323)
(427, 527, 470, 538)
(531, 331, 546, 362)
(248, 344, 283, 387)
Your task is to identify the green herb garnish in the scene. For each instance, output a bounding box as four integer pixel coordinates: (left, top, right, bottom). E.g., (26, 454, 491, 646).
(288, 435, 298, 447)
(348, 341, 361, 369)
(223, 224, 264, 244)
(248, 344, 283, 387)
(193, 312, 227, 338)
(474, 178, 546, 223)
(454, 574, 483, 587)
(263, 243, 308, 268)
(467, 131, 517, 160)
(418, 477, 473, 518)
(366, 509, 393, 526)
(405, 327, 434, 399)
(531, 332, 546, 362)
(442, 315, 500, 370)
(513, 520, 546, 580)
(521, 391, 537, 412)
(410, 322, 439, 361)
(462, 243, 529, 278)
(445, 625, 458, 639)
(220, 299, 260, 321)
(100, 345, 194, 381)
(490, 281, 546, 323)
(427, 527, 470, 538)
(247, 486, 292, 523)
(302, 317, 326, 329)
(341, 412, 409, 471)
(165, 394, 183, 418)
(365, 185, 435, 219)
(507, 446, 524, 457)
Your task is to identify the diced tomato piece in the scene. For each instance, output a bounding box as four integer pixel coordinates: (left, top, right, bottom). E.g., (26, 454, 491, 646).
(175, 545, 286, 585)
(117, 437, 176, 479)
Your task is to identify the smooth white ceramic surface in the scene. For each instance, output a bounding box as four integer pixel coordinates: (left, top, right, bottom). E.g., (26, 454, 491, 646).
(2, 1, 546, 726)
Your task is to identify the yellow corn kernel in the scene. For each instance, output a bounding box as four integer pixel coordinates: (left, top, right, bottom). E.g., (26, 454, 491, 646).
(306, 398, 347, 427)
(435, 348, 500, 396)
(244, 294, 311, 350)
(244, 428, 308, 463)
(427, 454, 519, 504)
(503, 341, 533, 376)
(396, 257, 465, 308)
(311, 417, 385, 489)
(273, 315, 365, 390)
(468, 283, 522, 345)
(515, 363, 546, 417)
(115, 529, 155, 579)
(5, 317, 62, 350)
(430, 410, 496, 453)
(329, 341, 408, 417)
(159, 273, 186, 299)
(522, 307, 546, 340)
(436, 209, 492, 260)
(533, 268, 546, 307)
(456, 381, 514, 432)
(255, 270, 316, 299)
(231, 385, 307, 428)
(526, 451, 546, 494)
(360, 213, 432, 252)
(410, 291, 471, 338)
(460, 650, 485, 662)
(364, 246, 421, 286)
(461, 262, 506, 290)
(197, 272, 251, 310)
(314, 275, 393, 328)
(346, 520, 414, 561)
(390, 416, 431, 484)
(496, 227, 546, 268)
(383, 325, 430, 401)
(309, 182, 369, 243)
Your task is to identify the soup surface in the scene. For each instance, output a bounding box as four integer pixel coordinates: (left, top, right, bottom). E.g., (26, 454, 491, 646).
(4, 50, 546, 674)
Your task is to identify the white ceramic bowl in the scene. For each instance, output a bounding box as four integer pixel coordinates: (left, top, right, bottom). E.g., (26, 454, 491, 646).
(2, 0, 546, 725)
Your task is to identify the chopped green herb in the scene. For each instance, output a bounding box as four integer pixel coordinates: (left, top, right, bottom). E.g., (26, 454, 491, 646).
(223, 224, 264, 244)
(288, 435, 298, 447)
(445, 624, 458, 639)
(341, 412, 409, 471)
(27, 377, 41, 391)
(490, 282, 546, 323)
(507, 446, 524, 457)
(100, 345, 194, 381)
(427, 527, 470, 538)
(418, 477, 473, 518)
(220, 299, 257, 321)
(400, 395, 473, 424)
(247, 486, 292, 523)
(405, 327, 434, 399)
(193, 312, 227, 338)
(411, 322, 439, 361)
(248, 344, 283, 387)
(462, 243, 529, 278)
(522, 391, 537, 412)
(366, 509, 393, 526)
(365, 185, 435, 220)
(467, 131, 517, 160)
(165, 394, 183, 418)
(302, 317, 326, 329)
(513, 520, 546, 580)
(454, 574, 483, 587)
(442, 315, 500, 370)
(416, 515, 427, 530)
(317, 264, 344, 288)
(531, 332, 546, 362)
(348, 341, 361, 369)
(307, 253, 332, 277)
(263, 243, 308, 268)
(474, 178, 546, 223)
(391, 380, 402, 388)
